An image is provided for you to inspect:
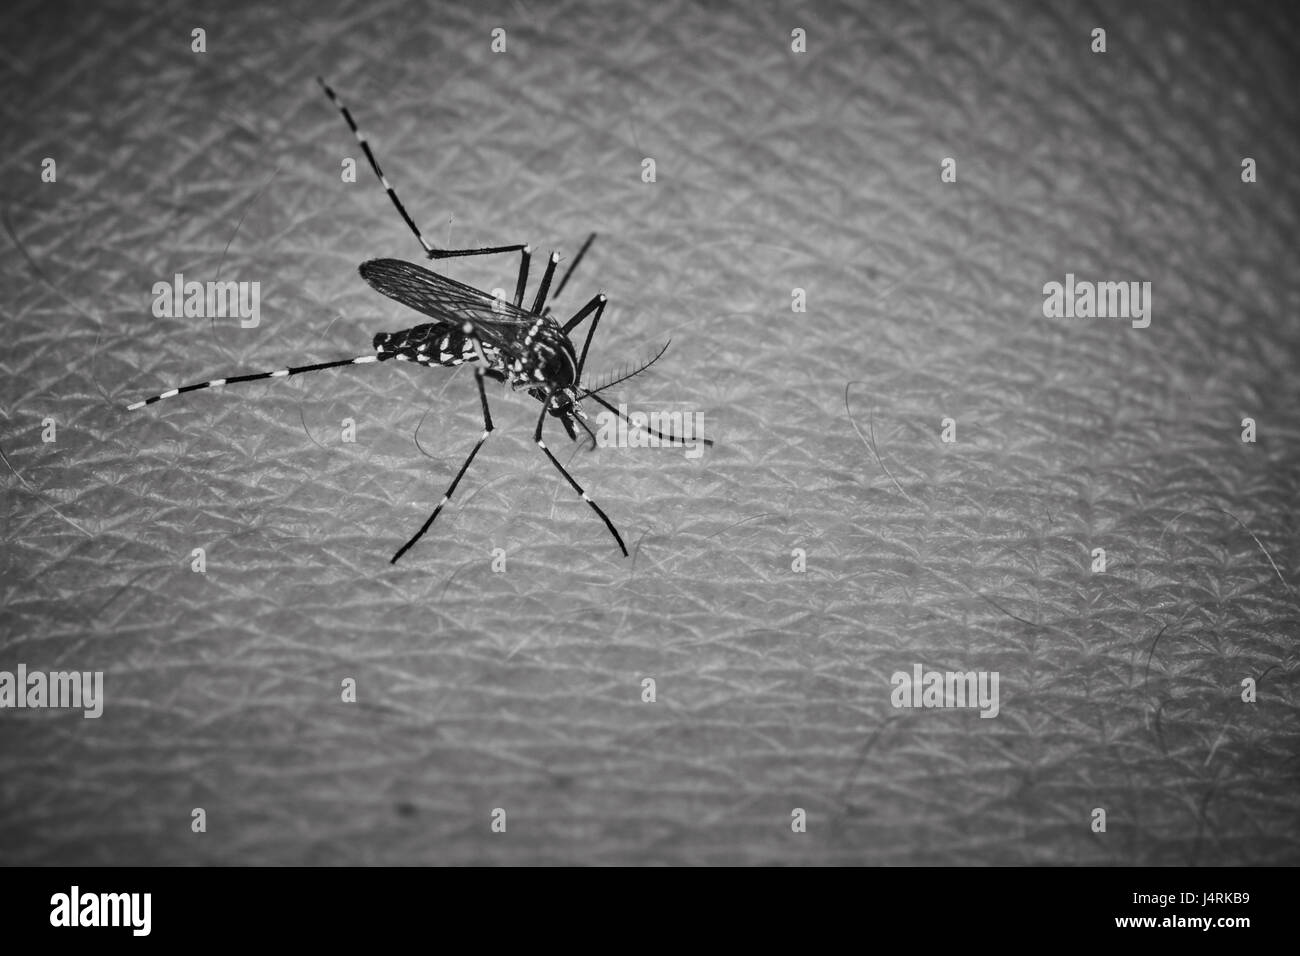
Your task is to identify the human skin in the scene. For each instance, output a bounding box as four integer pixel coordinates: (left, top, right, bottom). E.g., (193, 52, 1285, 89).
(1, 0, 1297, 864)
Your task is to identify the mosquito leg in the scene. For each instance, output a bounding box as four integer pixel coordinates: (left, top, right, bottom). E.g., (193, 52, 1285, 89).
(434, 244, 536, 315)
(391, 367, 495, 563)
(317, 78, 529, 280)
(560, 294, 608, 382)
(317, 77, 437, 257)
(552, 233, 596, 301)
(428, 244, 529, 263)
(126, 353, 393, 410)
(574, 412, 599, 449)
(533, 398, 627, 556)
(511, 247, 532, 308)
(531, 252, 560, 314)
(580, 390, 712, 448)
(542, 233, 597, 317)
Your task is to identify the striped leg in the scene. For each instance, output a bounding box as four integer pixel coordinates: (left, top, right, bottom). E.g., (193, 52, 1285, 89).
(317, 77, 529, 275)
(533, 396, 628, 556)
(391, 367, 495, 563)
(126, 353, 391, 410)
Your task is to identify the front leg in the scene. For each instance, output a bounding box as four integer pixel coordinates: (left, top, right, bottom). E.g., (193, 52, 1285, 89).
(533, 397, 628, 556)
(390, 367, 496, 563)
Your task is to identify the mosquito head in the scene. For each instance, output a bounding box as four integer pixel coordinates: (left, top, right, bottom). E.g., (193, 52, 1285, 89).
(529, 386, 586, 441)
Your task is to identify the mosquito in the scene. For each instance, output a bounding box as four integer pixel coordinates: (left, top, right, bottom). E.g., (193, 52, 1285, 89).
(127, 78, 710, 562)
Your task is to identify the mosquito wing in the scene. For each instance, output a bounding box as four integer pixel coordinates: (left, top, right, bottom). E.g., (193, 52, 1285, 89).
(359, 258, 536, 349)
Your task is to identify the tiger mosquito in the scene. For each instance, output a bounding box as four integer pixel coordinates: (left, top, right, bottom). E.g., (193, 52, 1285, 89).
(127, 78, 710, 562)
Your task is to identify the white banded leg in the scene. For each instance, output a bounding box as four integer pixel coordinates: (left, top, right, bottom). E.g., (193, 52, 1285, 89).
(126, 354, 387, 410)
(317, 77, 530, 277)
(533, 396, 628, 556)
(391, 366, 495, 563)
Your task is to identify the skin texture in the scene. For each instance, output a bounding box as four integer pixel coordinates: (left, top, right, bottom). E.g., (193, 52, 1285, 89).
(1, 0, 1297, 865)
